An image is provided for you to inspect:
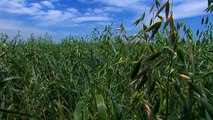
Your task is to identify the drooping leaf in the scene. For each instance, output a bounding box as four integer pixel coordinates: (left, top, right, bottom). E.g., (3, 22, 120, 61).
(208, 0, 213, 6)
(0, 109, 32, 117)
(149, 18, 153, 25)
(163, 46, 176, 56)
(169, 15, 176, 31)
(187, 82, 203, 97)
(165, 0, 170, 19)
(74, 100, 84, 120)
(147, 81, 156, 96)
(137, 67, 149, 79)
(177, 21, 184, 30)
(177, 48, 185, 64)
(163, 16, 171, 30)
(154, 59, 165, 68)
(0, 52, 6, 58)
(141, 12, 146, 22)
(123, 34, 129, 41)
(205, 4, 213, 13)
(203, 70, 213, 77)
(196, 30, 200, 36)
(205, 110, 212, 120)
(129, 34, 138, 40)
(115, 34, 121, 40)
(200, 98, 213, 116)
(136, 74, 148, 90)
(143, 99, 154, 120)
(201, 18, 204, 24)
(146, 20, 162, 33)
(0, 77, 22, 87)
(151, 21, 162, 38)
(149, 4, 154, 13)
(116, 22, 126, 33)
(143, 24, 148, 31)
(131, 59, 142, 80)
(155, 1, 169, 18)
(155, 0, 161, 8)
(144, 51, 161, 63)
(152, 98, 161, 115)
(133, 18, 141, 26)
(172, 79, 187, 106)
(96, 94, 108, 120)
(205, 17, 210, 24)
(157, 15, 164, 21)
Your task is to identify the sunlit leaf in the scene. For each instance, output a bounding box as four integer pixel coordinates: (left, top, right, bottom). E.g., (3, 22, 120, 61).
(145, 20, 162, 33)
(96, 94, 108, 120)
(74, 100, 84, 120)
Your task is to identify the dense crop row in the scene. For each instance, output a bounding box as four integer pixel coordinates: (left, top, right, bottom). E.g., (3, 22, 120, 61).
(0, 25, 212, 119)
(0, 0, 213, 119)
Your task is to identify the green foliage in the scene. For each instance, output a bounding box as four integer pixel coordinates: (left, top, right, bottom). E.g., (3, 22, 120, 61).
(0, 0, 212, 119)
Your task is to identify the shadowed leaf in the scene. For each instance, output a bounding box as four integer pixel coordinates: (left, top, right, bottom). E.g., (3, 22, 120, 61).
(154, 59, 165, 68)
(200, 98, 213, 116)
(131, 59, 142, 80)
(187, 82, 203, 97)
(177, 48, 185, 64)
(147, 81, 156, 96)
(152, 99, 160, 115)
(145, 51, 161, 63)
(172, 79, 187, 106)
(203, 71, 213, 77)
(163, 16, 171, 30)
(165, 0, 170, 19)
(201, 18, 204, 24)
(136, 74, 148, 90)
(0, 109, 32, 117)
(74, 100, 84, 120)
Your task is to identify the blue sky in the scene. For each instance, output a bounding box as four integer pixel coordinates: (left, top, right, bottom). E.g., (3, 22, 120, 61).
(0, 0, 211, 41)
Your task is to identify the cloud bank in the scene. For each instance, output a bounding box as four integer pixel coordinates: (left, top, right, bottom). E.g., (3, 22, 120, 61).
(0, 0, 209, 40)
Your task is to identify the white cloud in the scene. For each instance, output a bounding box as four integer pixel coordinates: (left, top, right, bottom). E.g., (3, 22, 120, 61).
(78, 0, 149, 14)
(40, 1, 54, 9)
(67, 8, 78, 13)
(32, 8, 80, 26)
(0, 0, 114, 26)
(30, 3, 43, 9)
(0, 19, 56, 40)
(0, 0, 41, 15)
(0, 0, 209, 41)
(84, 6, 123, 16)
(86, 0, 207, 19)
(72, 16, 113, 22)
(172, 0, 207, 19)
(93, 0, 142, 7)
